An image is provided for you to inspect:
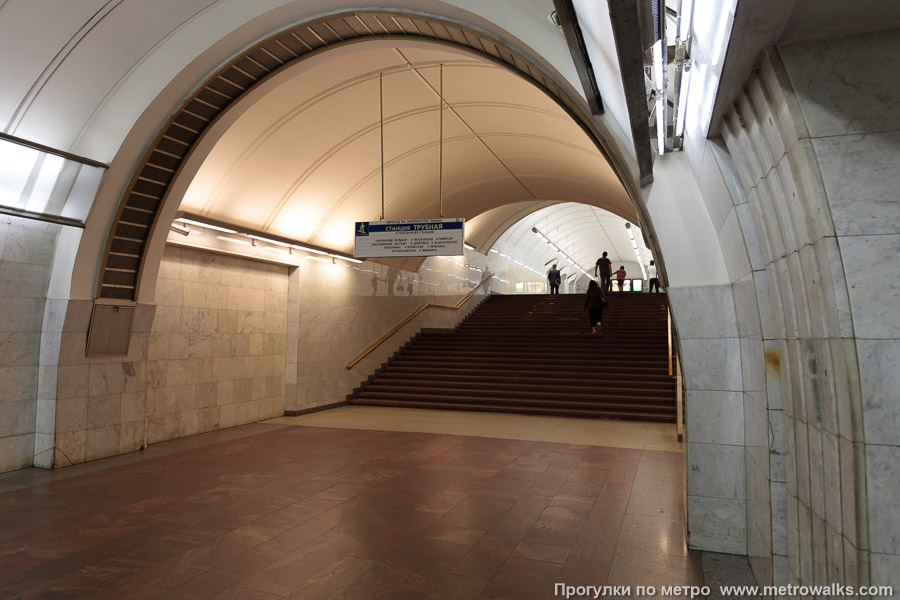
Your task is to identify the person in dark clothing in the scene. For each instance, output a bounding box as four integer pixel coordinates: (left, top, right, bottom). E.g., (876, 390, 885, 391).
(648, 260, 660, 292)
(594, 252, 612, 293)
(584, 279, 608, 334)
(547, 264, 562, 294)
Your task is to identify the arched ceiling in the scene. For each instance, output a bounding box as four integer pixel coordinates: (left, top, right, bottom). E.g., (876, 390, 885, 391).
(176, 40, 635, 266)
(481, 202, 653, 278)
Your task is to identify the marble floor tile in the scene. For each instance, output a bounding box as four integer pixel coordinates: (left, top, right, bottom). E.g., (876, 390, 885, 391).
(0, 418, 716, 599)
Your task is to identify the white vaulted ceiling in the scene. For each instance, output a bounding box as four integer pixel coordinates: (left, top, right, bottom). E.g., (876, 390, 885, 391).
(177, 40, 635, 267)
(481, 202, 653, 277)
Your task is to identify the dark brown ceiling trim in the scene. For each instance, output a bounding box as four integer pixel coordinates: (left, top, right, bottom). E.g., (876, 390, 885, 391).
(552, 0, 604, 116)
(97, 10, 632, 300)
(608, 0, 654, 185)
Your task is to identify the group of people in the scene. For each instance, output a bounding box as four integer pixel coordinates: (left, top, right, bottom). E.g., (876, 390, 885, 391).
(591, 252, 660, 293)
(545, 252, 662, 334)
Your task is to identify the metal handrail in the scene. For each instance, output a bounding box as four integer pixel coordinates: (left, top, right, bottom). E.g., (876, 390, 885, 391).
(346, 272, 493, 369)
(667, 307, 673, 376)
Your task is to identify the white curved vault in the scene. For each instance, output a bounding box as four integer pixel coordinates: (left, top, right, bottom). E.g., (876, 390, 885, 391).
(176, 40, 635, 267)
(481, 202, 653, 279)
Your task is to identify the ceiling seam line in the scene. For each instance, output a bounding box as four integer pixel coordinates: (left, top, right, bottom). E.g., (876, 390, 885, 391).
(393, 48, 538, 204)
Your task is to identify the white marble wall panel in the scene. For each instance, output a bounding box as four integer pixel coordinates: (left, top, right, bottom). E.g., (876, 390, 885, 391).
(741, 337, 765, 392)
(780, 30, 900, 137)
(870, 553, 900, 599)
(763, 168, 799, 256)
(733, 274, 761, 339)
(866, 444, 900, 555)
(776, 155, 810, 251)
(758, 50, 809, 149)
(813, 238, 854, 339)
(718, 209, 753, 282)
(769, 408, 787, 483)
(0, 217, 60, 473)
(736, 203, 767, 271)
(747, 73, 787, 163)
(686, 391, 744, 445)
(681, 338, 743, 391)
(856, 339, 900, 446)
(746, 189, 775, 266)
(668, 285, 737, 339)
(814, 131, 900, 237)
(688, 442, 745, 499)
(687, 496, 747, 554)
(738, 92, 776, 175)
(839, 234, 900, 339)
(698, 141, 735, 231)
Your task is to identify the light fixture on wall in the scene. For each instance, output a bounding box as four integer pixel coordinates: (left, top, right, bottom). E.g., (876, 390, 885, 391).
(531, 226, 590, 278)
(173, 212, 362, 264)
(625, 222, 649, 279)
(169, 223, 190, 236)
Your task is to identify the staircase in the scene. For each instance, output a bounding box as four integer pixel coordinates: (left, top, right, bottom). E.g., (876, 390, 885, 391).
(349, 292, 677, 422)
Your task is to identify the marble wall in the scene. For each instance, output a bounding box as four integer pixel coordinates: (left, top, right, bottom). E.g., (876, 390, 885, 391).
(38, 243, 528, 469)
(285, 251, 516, 412)
(776, 30, 900, 594)
(0, 216, 60, 472)
(667, 30, 899, 594)
(147, 247, 287, 442)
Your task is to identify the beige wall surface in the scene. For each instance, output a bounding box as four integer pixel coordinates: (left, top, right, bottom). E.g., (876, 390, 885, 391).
(43, 244, 531, 469)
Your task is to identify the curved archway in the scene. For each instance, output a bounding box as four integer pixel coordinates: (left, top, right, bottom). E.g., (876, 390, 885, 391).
(93, 11, 641, 303)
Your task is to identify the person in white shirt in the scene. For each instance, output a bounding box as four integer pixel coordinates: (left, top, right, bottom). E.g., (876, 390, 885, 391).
(648, 260, 660, 292)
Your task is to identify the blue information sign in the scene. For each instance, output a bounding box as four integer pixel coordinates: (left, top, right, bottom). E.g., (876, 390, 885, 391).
(354, 218, 465, 258)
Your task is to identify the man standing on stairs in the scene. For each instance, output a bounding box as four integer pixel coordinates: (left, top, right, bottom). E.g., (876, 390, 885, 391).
(594, 251, 612, 292)
(648, 260, 660, 292)
(548, 264, 562, 294)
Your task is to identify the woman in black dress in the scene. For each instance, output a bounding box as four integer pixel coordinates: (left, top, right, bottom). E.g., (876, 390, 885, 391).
(584, 279, 608, 334)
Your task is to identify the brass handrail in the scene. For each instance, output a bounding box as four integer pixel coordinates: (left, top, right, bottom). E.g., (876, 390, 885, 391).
(667, 307, 673, 376)
(346, 272, 493, 369)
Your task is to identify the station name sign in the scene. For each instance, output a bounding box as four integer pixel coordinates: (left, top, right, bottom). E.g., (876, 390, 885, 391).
(354, 218, 464, 258)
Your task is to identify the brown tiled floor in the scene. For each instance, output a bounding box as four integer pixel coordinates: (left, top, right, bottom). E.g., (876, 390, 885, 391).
(0, 424, 698, 599)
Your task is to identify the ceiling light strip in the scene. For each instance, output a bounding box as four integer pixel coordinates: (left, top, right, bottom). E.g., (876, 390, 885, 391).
(174, 211, 359, 263)
(531, 226, 591, 279)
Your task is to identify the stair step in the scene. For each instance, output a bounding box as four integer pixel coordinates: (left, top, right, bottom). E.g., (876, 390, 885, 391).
(350, 292, 676, 422)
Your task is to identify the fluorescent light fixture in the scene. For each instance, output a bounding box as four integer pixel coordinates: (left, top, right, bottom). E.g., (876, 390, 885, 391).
(248, 234, 290, 247)
(332, 254, 362, 263)
(177, 218, 237, 234)
(711, 4, 734, 67)
(656, 97, 666, 155)
(170, 223, 190, 236)
(304, 256, 332, 264)
(680, 0, 694, 39)
(652, 40, 664, 91)
(464, 242, 475, 251)
(292, 245, 328, 255)
(216, 236, 251, 246)
(676, 68, 692, 136)
(489, 248, 499, 254)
